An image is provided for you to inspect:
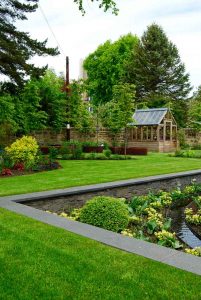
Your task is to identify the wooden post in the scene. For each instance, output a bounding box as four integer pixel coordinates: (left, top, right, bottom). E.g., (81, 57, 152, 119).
(66, 56, 69, 89)
(150, 126, 153, 141)
(141, 126, 143, 141)
(170, 121, 173, 142)
(157, 126, 160, 141)
(163, 122, 166, 141)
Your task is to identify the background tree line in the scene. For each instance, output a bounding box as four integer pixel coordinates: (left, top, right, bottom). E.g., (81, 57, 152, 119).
(1, 0, 201, 143)
(84, 23, 194, 128)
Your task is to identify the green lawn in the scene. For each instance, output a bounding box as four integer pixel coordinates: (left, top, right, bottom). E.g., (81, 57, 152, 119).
(0, 208, 201, 300)
(0, 153, 201, 196)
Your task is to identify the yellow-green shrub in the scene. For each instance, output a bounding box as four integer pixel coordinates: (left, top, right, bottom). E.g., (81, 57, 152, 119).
(5, 136, 39, 168)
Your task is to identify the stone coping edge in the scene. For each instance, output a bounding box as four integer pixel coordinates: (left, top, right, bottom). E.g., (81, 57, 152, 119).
(0, 170, 201, 276)
(1, 169, 201, 203)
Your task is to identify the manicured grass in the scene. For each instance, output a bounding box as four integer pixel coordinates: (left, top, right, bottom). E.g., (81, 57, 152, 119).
(1, 153, 201, 196)
(0, 208, 201, 300)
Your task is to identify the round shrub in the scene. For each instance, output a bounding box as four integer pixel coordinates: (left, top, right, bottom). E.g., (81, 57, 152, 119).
(79, 196, 129, 232)
(5, 136, 39, 169)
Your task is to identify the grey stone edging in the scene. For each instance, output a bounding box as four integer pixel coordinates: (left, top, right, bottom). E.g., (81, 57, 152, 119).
(1, 169, 201, 203)
(1, 170, 201, 276)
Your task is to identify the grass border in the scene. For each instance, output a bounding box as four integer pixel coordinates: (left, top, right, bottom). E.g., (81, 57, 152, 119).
(1, 171, 201, 275)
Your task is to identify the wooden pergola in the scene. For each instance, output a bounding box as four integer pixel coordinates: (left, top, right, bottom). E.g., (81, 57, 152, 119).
(128, 108, 178, 152)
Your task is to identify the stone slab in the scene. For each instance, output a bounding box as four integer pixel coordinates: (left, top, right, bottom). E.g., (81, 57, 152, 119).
(1, 169, 201, 203)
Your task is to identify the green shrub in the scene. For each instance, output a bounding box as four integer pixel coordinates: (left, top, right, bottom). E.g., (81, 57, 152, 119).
(174, 149, 201, 159)
(49, 147, 59, 161)
(71, 143, 83, 159)
(5, 136, 38, 169)
(95, 153, 108, 160)
(79, 196, 129, 232)
(59, 141, 83, 159)
(84, 152, 97, 160)
(59, 142, 71, 156)
(82, 141, 99, 147)
(103, 149, 112, 158)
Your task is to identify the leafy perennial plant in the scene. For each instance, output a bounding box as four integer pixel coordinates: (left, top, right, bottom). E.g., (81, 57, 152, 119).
(47, 181, 201, 256)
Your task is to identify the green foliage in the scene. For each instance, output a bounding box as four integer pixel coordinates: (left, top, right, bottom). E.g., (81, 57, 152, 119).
(185, 247, 201, 256)
(84, 34, 138, 105)
(0, 0, 58, 86)
(155, 230, 183, 249)
(0, 94, 17, 143)
(188, 86, 201, 130)
(100, 83, 135, 146)
(49, 147, 59, 161)
(67, 80, 95, 135)
(71, 144, 83, 160)
(125, 23, 192, 102)
(1, 152, 13, 169)
(59, 141, 83, 160)
(5, 136, 39, 168)
(19, 80, 48, 132)
(185, 207, 201, 225)
(79, 196, 129, 232)
(0, 70, 68, 135)
(177, 129, 187, 149)
(74, 0, 119, 15)
(124, 23, 191, 126)
(37, 70, 67, 131)
(173, 150, 201, 159)
(103, 149, 112, 158)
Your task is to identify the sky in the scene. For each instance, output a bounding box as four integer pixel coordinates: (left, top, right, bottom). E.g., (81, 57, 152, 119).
(15, 0, 201, 91)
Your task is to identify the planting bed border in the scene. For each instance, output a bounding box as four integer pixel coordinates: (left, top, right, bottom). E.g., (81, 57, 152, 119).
(1, 170, 201, 276)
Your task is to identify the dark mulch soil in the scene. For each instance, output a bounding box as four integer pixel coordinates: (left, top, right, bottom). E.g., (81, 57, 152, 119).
(0, 162, 62, 178)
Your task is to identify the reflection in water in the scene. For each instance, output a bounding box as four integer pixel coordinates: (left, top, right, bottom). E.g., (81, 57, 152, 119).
(171, 207, 201, 248)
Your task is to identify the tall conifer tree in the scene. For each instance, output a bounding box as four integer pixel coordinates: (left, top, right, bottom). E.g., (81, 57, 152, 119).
(125, 24, 192, 102)
(0, 0, 58, 86)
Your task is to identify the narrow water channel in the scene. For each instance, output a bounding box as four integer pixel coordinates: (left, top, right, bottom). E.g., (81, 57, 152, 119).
(171, 207, 201, 248)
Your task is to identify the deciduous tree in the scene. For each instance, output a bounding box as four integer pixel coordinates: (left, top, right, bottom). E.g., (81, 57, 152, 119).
(188, 86, 201, 130)
(100, 83, 135, 149)
(84, 34, 138, 105)
(67, 80, 95, 135)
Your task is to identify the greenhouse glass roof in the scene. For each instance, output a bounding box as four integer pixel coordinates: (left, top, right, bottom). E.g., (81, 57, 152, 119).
(132, 108, 168, 126)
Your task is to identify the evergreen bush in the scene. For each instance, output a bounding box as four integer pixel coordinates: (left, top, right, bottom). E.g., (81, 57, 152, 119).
(79, 196, 129, 232)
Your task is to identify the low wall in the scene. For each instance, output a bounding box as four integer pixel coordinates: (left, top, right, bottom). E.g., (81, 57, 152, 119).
(2, 128, 179, 153)
(25, 171, 201, 213)
(183, 128, 201, 147)
(29, 128, 125, 146)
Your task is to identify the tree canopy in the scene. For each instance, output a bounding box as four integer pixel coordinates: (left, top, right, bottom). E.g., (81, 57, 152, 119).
(0, 70, 68, 135)
(188, 86, 201, 130)
(0, 0, 59, 86)
(84, 34, 139, 105)
(67, 80, 95, 135)
(100, 83, 135, 144)
(74, 0, 118, 15)
(125, 24, 192, 102)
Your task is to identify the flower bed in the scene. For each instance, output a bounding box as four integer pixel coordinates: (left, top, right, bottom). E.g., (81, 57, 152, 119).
(0, 136, 62, 177)
(46, 181, 201, 257)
